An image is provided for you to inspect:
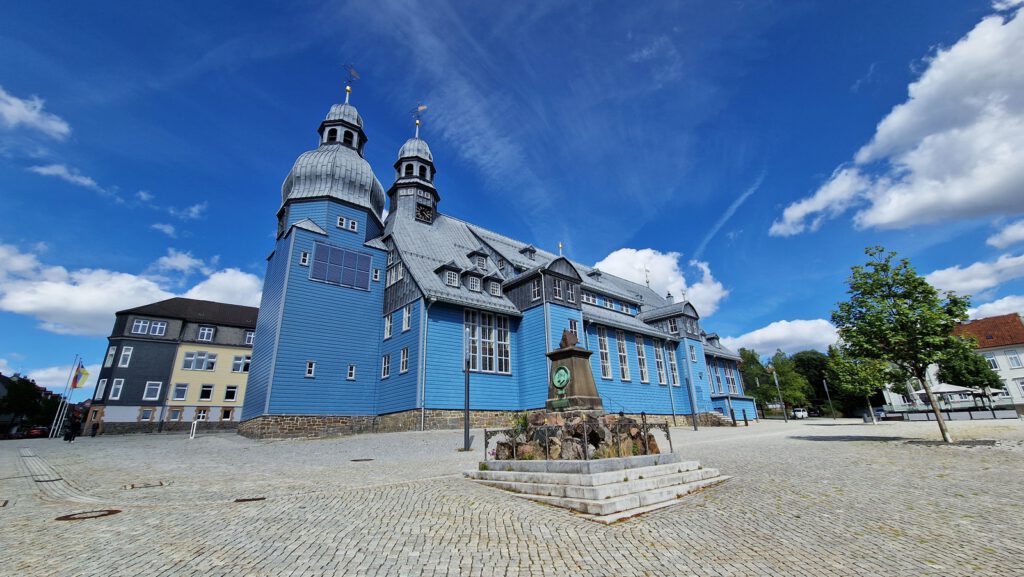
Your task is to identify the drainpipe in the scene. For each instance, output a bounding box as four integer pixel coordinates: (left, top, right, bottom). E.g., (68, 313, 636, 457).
(684, 340, 699, 431)
(419, 297, 435, 431)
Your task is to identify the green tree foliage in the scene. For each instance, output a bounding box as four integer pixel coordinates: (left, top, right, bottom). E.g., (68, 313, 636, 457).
(791, 350, 829, 404)
(767, 350, 812, 409)
(0, 374, 48, 427)
(831, 246, 970, 443)
(826, 345, 890, 419)
(937, 337, 1003, 391)
(738, 348, 773, 407)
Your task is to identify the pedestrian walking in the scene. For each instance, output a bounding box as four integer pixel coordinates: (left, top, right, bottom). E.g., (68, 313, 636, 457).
(65, 417, 82, 443)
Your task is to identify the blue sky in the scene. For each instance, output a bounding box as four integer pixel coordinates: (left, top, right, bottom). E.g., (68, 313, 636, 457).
(3, 0, 1023, 397)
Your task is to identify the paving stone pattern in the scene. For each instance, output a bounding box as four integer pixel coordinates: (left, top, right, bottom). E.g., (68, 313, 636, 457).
(2, 419, 1023, 576)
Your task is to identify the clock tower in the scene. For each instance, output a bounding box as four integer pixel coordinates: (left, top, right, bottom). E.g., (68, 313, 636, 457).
(385, 119, 440, 225)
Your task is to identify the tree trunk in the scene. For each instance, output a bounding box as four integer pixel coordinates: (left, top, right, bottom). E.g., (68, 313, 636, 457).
(918, 372, 953, 443)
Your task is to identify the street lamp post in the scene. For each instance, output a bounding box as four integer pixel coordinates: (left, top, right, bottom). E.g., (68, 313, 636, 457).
(463, 325, 471, 451)
(768, 365, 788, 422)
(822, 378, 837, 420)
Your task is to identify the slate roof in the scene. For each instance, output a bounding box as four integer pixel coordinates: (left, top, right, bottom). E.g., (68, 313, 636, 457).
(119, 298, 259, 329)
(581, 304, 674, 340)
(954, 313, 1024, 349)
(701, 332, 741, 360)
(280, 144, 386, 216)
(325, 103, 363, 126)
(398, 137, 433, 162)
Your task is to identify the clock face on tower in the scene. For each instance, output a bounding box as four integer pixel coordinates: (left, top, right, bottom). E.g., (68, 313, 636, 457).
(415, 203, 434, 223)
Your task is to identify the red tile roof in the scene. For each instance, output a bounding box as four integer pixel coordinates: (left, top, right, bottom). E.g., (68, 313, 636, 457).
(954, 313, 1024, 349)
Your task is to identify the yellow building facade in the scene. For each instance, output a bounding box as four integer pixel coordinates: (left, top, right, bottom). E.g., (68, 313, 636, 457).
(166, 343, 251, 423)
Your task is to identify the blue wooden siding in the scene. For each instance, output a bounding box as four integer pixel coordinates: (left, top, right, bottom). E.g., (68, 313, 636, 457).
(424, 303, 520, 410)
(516, 305, 548, 409)
(579, 324, 684, 416)
(266, 219, 386, 416)
(377, 300, 420, 414)
(286, 199, 382, 242)
(242, 235, 291, 421)
(683, 338, 715, 413)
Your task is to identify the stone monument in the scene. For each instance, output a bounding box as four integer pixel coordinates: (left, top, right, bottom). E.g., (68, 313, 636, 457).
(546, 330, 604, 412)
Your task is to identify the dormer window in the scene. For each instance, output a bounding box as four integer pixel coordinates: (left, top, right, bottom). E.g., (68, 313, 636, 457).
(445, 270, 460, 287)
(566, 283, 576, 303)
(405, 164, 414, 176)
(668, 318, 679, 334)
(489, 281, 501, 297)
(552, 280, 563, 300)
(475, 255, 487, 269)
(531, 278, 542, 301)
(343, 131, 354, 146)
(468, 276, 481, 292)
(327, 128, 338, 143)
(419, 166, 427, 179)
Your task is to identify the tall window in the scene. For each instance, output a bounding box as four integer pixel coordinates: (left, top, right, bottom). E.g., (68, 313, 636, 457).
(653, 339, 667, 384)
(725, 366, 738, 393)
(400, 347, 409, 373)
(552, 280, 563, 300)
(636, 336, 649, 383)
(232, 355, 251, 373)
(566, 283, 576, 303)
(109, 379, 124, 400)
(667, 348, 680, 386)
(1007, 349, 1022, 369)
(598, 327, 612, 379)
(384, 314, 393, 339)
(197, 326, 215, 342)
(714, 361, 724, 393)
(311, 242, 372, 290)
(104, 346, 116, 368)
(531, 278, 542, 301)
(95, 379, 107, 400)
(403, 305, 412, 331)
(386, 263, 404, 286)
(173, 383, 188, 401)
(143, 381, 162, 401)
(985, 354, 998, 370)
(689, 345, 698, 362)
(131, 319, 150, 334)
(118, 346, 133, 368)
(381, 354, 391, 378)
(183, 352, 217, 371)
(465, 310, 510, 374)
(668, 318, 678, 334)
(568, 319, 579, 338)
(616, 330, 630, 381)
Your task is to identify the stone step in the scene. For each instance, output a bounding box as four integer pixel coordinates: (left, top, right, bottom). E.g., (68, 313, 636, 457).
(478, 452, 682, 475)
(474, 466, 717, 501)
(518, 473, 730, 517)
(466, 460, 702, 488)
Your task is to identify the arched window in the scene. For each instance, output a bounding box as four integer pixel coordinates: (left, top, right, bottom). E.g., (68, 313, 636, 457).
(418, 166, 427, 179)
(404, 164, 414, 176)
(327, 128, 338, 143)
(343, 131, 354, 146)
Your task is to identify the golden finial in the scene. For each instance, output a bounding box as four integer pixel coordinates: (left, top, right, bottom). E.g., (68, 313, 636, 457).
(344, 84, 352, 104)
(558, 242, 564, 256)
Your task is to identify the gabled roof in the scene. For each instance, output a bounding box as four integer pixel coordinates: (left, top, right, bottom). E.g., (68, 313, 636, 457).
(702, 331, 740, 360)
(639, 301, 700, 322)
(291, 218, 327, 236)
(118, 298, 259, 328)
(954, 313, 1024, 349)
(581, 304, 674, 340)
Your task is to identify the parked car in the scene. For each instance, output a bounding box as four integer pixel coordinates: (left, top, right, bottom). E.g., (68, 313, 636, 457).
(25, 426, 49, 438)
(808, 408, 821, 417)
(791, 408, 809, 419)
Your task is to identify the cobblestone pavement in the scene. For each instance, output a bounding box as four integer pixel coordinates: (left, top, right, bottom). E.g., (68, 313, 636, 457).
(2, 418, 1023, 576)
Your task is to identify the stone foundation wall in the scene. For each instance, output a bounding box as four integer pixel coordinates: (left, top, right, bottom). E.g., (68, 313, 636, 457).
(237, 408, 732, 440)
(96, 420, 238, 436)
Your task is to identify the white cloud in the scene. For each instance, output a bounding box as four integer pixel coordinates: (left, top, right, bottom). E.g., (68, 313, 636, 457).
(693, 172, 763, 260)
(593, 248, 729, 316)
(0, 357, 12, 375)
(27, 363, 101, 395)
(169, 201, 208, 220)
(968, 294, 1024, 319)
(28, 164, 104, 193)
(154, 248, 207, 275)
(721, 319, 838, 354)
(136, 190, 155, 202)
(925, 253, 1024, 294)
(150, 223, 177, 238)
(0, 243, 262, 336)
(772, 5, 1024, 235)
(987, 220, 1024, 249)
(0, 85, 70, 140)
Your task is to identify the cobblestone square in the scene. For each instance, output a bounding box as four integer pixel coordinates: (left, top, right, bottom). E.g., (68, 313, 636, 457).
(2, 418, 1023, 576)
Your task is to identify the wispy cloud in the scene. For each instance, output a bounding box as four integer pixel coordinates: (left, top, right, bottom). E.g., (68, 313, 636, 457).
(136, 190, 155, 202)
(150, 223, 176, 238)
(169, 201, 208, 220)
(28, 164, 105, 193)
(692, 171, 764, 261)
(0, 85, 70, 140)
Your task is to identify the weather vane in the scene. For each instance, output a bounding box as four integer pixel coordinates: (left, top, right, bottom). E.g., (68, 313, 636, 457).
(410, 103, 428, 137)
(343, 64, 360, 104)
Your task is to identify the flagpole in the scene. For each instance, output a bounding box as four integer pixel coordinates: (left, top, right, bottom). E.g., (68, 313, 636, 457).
(49, 354, 78, 438)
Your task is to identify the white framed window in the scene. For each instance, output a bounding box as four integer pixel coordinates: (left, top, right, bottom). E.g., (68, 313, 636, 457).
(168, 408, 182, 421)
(197, 326, 215, 342)
(725, 365, 737, 393)
(531, 278, 542, 301)
(654, 339, 667, 385)
(95, 379, 107, 400)
(668, 318, 678, 334)
(143, 381, 162, 401)
(1007, 349, 1022, 369)
(636, 336, 649, 383)
(118, 346, 133, 368)
(173, 383, 188, 401)
(689, 344, 698, 362)
(232, 355, 251, 373)
(598, 327, 612, 379)
(151, 321, 167, 336)
(465, 310, 511, 374)
(221, 408, 234, 420)
(381, 354, 391, 378)
(109, 378, 124, 400)
(1016, 377, 1024, 397)
(348, 219, 358, 232)
(140, 408, 155, 421)
(552, 280, 563, 300)
(384, 314, 393, 339)
(199, 384, 214, 401)
(468, 276, 481, 292)
(373, 269, 380, 282)
(183, 351, 217, 371)
(445, 270, 460, 287)
(489, 281, 501, 297)
(604, 298, 614, 310)
(131, 319, 150, 334)
(581, 291, 595, 305)
(400, 347, 409, 373)
(668, 347, 680, 387)
(104, 346, 116, 367)
(566, 283, 576, 303)
(475, 255, 487, 269)
(985, 354, 998, 370)
(305, 361, 316, 378)
(387, 250, 396, 266)
(347, 364, 356, 380)
(245, 331, 255, 345)
(386, 263, 405, 287)
(498, 258, 506, 274)
(300, 251, 310, 266)
(196, 408, 208, 421)
(616, 330, 631, 381)
(568, 319, 579, 338)
(224, 385, 238, 402)
(403, 305, 412, 331)
(497, 315, 511, 374)
(337, 216, 346, 228)
(619, 302, 628, 313)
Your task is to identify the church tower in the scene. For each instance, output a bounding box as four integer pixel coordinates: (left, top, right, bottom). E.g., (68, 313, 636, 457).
(386, 117, 439, 225)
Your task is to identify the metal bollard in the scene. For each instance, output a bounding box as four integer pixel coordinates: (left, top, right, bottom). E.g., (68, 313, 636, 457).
(743, 410, 749, 426)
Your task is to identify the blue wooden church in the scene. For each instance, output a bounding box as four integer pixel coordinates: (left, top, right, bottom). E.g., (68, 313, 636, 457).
(239, 87, 755, 438)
